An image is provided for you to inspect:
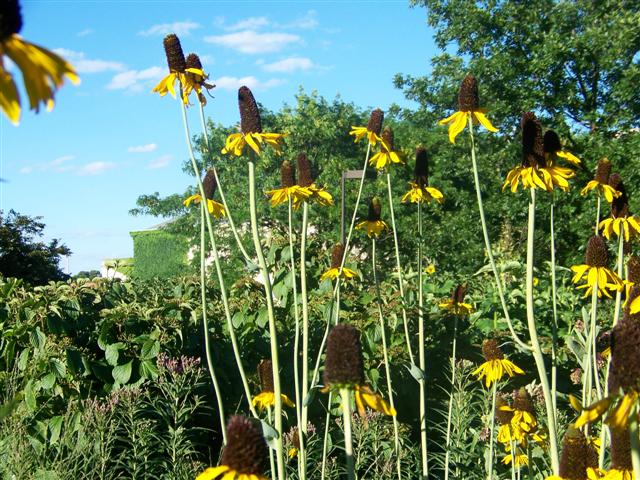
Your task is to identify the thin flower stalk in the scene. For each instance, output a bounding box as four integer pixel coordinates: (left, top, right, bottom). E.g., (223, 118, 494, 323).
(613, 234, 625, 327)
(467, 116, 531, 352)
(550, 198, 559, 415)
(199, 202, 227, 444)
(385, 172, 415, 364)
(299, 202, 310, 480)
(267, 407, 277, 480)
(487, 381, 498, 480)
(179, 95, 258, 419)
(444, 316, 459, 480)
(197, 101, 253, 264)
(595, 196, 601, 236)
(340, 387, 356, 480)
(248, 156, 286, 480)
(631, 415, 640, 480)
(525, 188, 559, 473)
(287, 197, 304, 480)
(417, 202, 429, 479)
(372, 238, 402, 480)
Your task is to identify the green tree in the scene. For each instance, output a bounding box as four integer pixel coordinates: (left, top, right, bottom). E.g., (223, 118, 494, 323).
(0, 210, 70, 285)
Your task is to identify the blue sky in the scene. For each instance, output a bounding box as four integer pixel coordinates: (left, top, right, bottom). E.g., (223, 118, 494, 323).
(1, 0, 437, 274)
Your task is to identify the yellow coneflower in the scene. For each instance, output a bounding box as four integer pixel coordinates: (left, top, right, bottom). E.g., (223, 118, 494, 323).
(0, 0, 79, 125)
(401, 147, 444, 204)
(426, 264, 436, 275)
(320, 243, 359, 282)
(496, 394, 521, 445)
(152, 34, 205, 105)
(502, 448, 529, 467)
(294, 153, 333, 208)
(184, 53, 215, 106)
(581, 158, 621, 203)
(251, 359, 295, 412)
(544, 427, 600, 480)
(473, 339, 524, 388)
(438, 283, 474, 315)
(438, 75, 498, 144)
(265, 160, 312, 208)
(570, 235, 623, 298)
(576, 287, 640, 432)
(599, 174, 640, 242)
(503, 112, 574, 192)
(543, 130, 581, 166)
(221, 86, 285, 157)
(322, 324, 396, 416)
(356, 197, 388, 238)
(350, 108, 386, 147)
(369, 127, 403, 170)
(184, 169, 226, 218)
(197, 415, 269, 480)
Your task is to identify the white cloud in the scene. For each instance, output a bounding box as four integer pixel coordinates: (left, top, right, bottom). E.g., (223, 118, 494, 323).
(19, 155, 76, 174)
(50, 155, 76, 166)
(225, 16, 270, 31)
(107, 66, 164, 92)
(204, 30, 300, 54)
(77, 29, 93, 37)
(214, 76, 283, 91)
(53, 49, 124, 74)
(128, 143, 157, 153)
(77, 162, 117, 176)
(138, 21, 201, 37)
(262, 56, 314, 73)
(147, 154, 172, 169)
(19, 166, 33, 174)
(280, 11, 318, 30)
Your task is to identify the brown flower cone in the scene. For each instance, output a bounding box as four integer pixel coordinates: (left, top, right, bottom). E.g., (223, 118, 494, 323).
(202, 170, 217, 200)
(0, 0, 22, 40)
(258, 359, 274, 393)
(521, 112, 545, 168)
(238, 86, 262, 134)
(280, 160, 295, 188)
(585, 235, 609, 268)
(414, 147, 429, 188)
(367, 197, 382, 222)
(330, 243, 345, 269)
(458, 75, 479, 111)
(367, 109, 384, 136)
(297, 153, 314, 187)
(162, 34, 186, 72)
(481, 338, 504, 361)
(594, 158, 612, 184)
(220, 415, 269, 476)
(324, 324, 365, 387)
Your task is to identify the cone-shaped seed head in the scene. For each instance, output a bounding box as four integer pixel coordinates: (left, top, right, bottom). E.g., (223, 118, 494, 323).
(202, 170, 217, 200)
(482, 338, 504, 361)
(609, 173, 629, 219)
(558, 427, 596, 480)
(163, 34, 186, 72)
(612, 200, 630, 219)
(330, 243, 345, 269)
(367, 197, 382, 222)
(0, 0, 22, 40)
(495, 394, 514, 425)
(381, 127, 394, 152)
(185, 53, 203, 71)
(543, 130, 562, 154)
(297, 153, 314, 187)
(608, 305, 640, 393)
(257, 359, 274, 393)
(512, 388, 535, 415)
(628, 256, 640, 284)
(458, 75, 479, 111)
(521, 112, 545, 168)
(366, 109, 384, 136)
(452, 284, 467, 304)
(609, 173, 626, 195)
(585, 235, 609, 268)
(324, 324, 365, 387)
(238, 86, 262, 134)
(594, 158, 612, 184)
(280, 160, 295, 188)
(220, 415, 269, 476)
(610, 427, 633, 471)
(414, 147, 429, 188)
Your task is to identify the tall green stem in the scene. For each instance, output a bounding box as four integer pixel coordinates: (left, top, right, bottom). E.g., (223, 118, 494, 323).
(299, 202, 310, 480)
(288, 198, 304, 480)
(613, 234, 625, 327)
(525, 188, 559, 473)
(444, 316, 459, 480)
(487, 381, 497, 480)
(248, 159, 285, 480)
(197, 102, 252, 263)
(179, 94, 258, 417)
(372, 238, 402, 480)
(340, 388, 356, 480)
(417, 202, 429, 479)
(630, 414, 640, 480)
(199, 203, 227, 444)
(550, 199, 559, 416)
(467, 116, 530, 351)
(385, 173, 414, 364)
(594, 196, 601, 235)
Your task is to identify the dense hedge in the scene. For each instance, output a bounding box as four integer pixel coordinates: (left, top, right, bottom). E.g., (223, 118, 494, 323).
(131, 230, 190, 279)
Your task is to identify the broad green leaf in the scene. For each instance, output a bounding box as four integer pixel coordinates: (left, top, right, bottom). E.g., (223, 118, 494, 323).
(112, 360, 133, 385)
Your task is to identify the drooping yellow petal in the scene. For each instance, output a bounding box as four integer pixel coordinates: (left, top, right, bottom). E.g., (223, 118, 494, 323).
(0, 69, 21, 125)
(196, 465, 230, 480)
(472, 111, 498, 132)
(183, 194, 202, 208)
(448, 111, 469, 144)
(574, 397, 612, 428)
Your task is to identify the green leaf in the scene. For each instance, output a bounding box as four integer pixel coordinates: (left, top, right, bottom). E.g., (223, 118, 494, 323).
(17, 348, 29, 371)
(65, 349, 85, 375)
(40, 373, 56, 390)
(105, 343, 124, 367)
(140, 339, 160, 360)
(406, 363, 425, 381)
(112, 360, 133, 385)
(48, 415, 63, 444)
(139, 359, 159, 380)
(29, 327, 46, 351)
(49, 358, 66, 378)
